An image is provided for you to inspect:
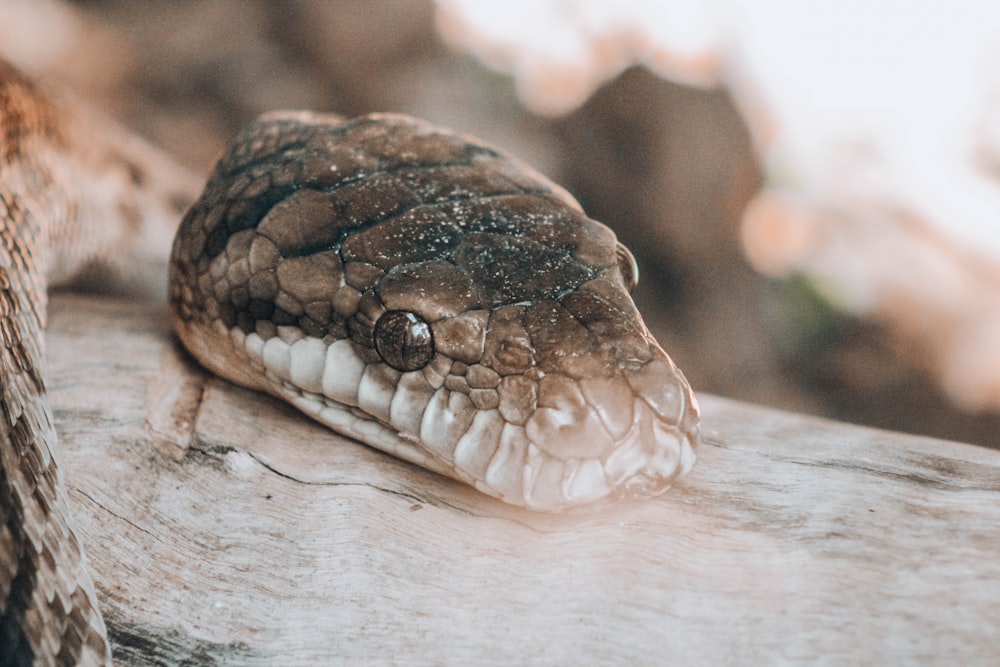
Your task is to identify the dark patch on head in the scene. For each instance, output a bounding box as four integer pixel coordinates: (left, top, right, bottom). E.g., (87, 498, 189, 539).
(213, 184, 300, 258)
(455, 232, 595, 307)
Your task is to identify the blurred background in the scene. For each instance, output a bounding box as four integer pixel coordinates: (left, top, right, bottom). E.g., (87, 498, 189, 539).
(5, 0, 1000, 448)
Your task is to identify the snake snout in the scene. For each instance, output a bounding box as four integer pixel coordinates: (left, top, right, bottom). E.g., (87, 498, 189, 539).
(517, 351, 698, 510)
(604, 397, 697, 501)
(595, 353, 699, 501)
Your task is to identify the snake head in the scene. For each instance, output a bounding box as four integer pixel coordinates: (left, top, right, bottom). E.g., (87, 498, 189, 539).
(169, 112, 699, 511)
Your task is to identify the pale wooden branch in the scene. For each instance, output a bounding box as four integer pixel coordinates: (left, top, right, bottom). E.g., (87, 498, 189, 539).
(47, 291, 1000, 666)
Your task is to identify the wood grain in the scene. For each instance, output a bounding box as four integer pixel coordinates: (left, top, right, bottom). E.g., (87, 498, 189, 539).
(46, 291, 1000, 666)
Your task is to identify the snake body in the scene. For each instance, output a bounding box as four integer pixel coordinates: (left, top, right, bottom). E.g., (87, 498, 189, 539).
(1, 65, 699, 664)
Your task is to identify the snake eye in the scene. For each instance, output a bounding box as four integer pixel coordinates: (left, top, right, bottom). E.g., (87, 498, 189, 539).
(616, 242, 639, 293)
(374, 310, 435, 371)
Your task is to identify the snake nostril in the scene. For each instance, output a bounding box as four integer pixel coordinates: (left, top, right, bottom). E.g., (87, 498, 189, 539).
(619, 357, 645, 372)
(374, 310, 435, 372)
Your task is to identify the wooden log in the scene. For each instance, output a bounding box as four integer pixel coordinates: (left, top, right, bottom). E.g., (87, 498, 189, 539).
(47, 290, 1000, 665)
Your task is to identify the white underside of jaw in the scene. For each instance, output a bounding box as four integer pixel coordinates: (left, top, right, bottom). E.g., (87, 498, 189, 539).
(229, 325, 695, 511)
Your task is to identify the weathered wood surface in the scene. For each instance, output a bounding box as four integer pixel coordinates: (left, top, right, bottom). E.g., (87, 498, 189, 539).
(48, 290, 1000, 666)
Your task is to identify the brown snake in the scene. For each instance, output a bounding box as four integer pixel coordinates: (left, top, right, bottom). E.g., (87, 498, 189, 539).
(0, 63, 699, 664)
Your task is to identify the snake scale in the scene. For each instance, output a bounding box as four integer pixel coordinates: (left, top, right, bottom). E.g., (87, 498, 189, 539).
(0, 62, 699, 665)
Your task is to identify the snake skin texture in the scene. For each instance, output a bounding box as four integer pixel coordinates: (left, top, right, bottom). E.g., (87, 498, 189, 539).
(0, 61, 110, 667)
(170, 111, 700, 511)
(0, 60, 194, 666)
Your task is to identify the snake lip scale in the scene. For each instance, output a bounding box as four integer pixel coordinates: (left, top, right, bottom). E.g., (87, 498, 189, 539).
(0, 66, 700, 666)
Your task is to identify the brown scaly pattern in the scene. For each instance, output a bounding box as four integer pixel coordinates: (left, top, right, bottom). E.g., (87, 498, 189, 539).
(0, 62, 111, 667)
(0, 59, 197, 666)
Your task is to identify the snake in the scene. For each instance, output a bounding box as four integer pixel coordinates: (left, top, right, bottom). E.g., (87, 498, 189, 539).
(0, 62, 700, 665)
